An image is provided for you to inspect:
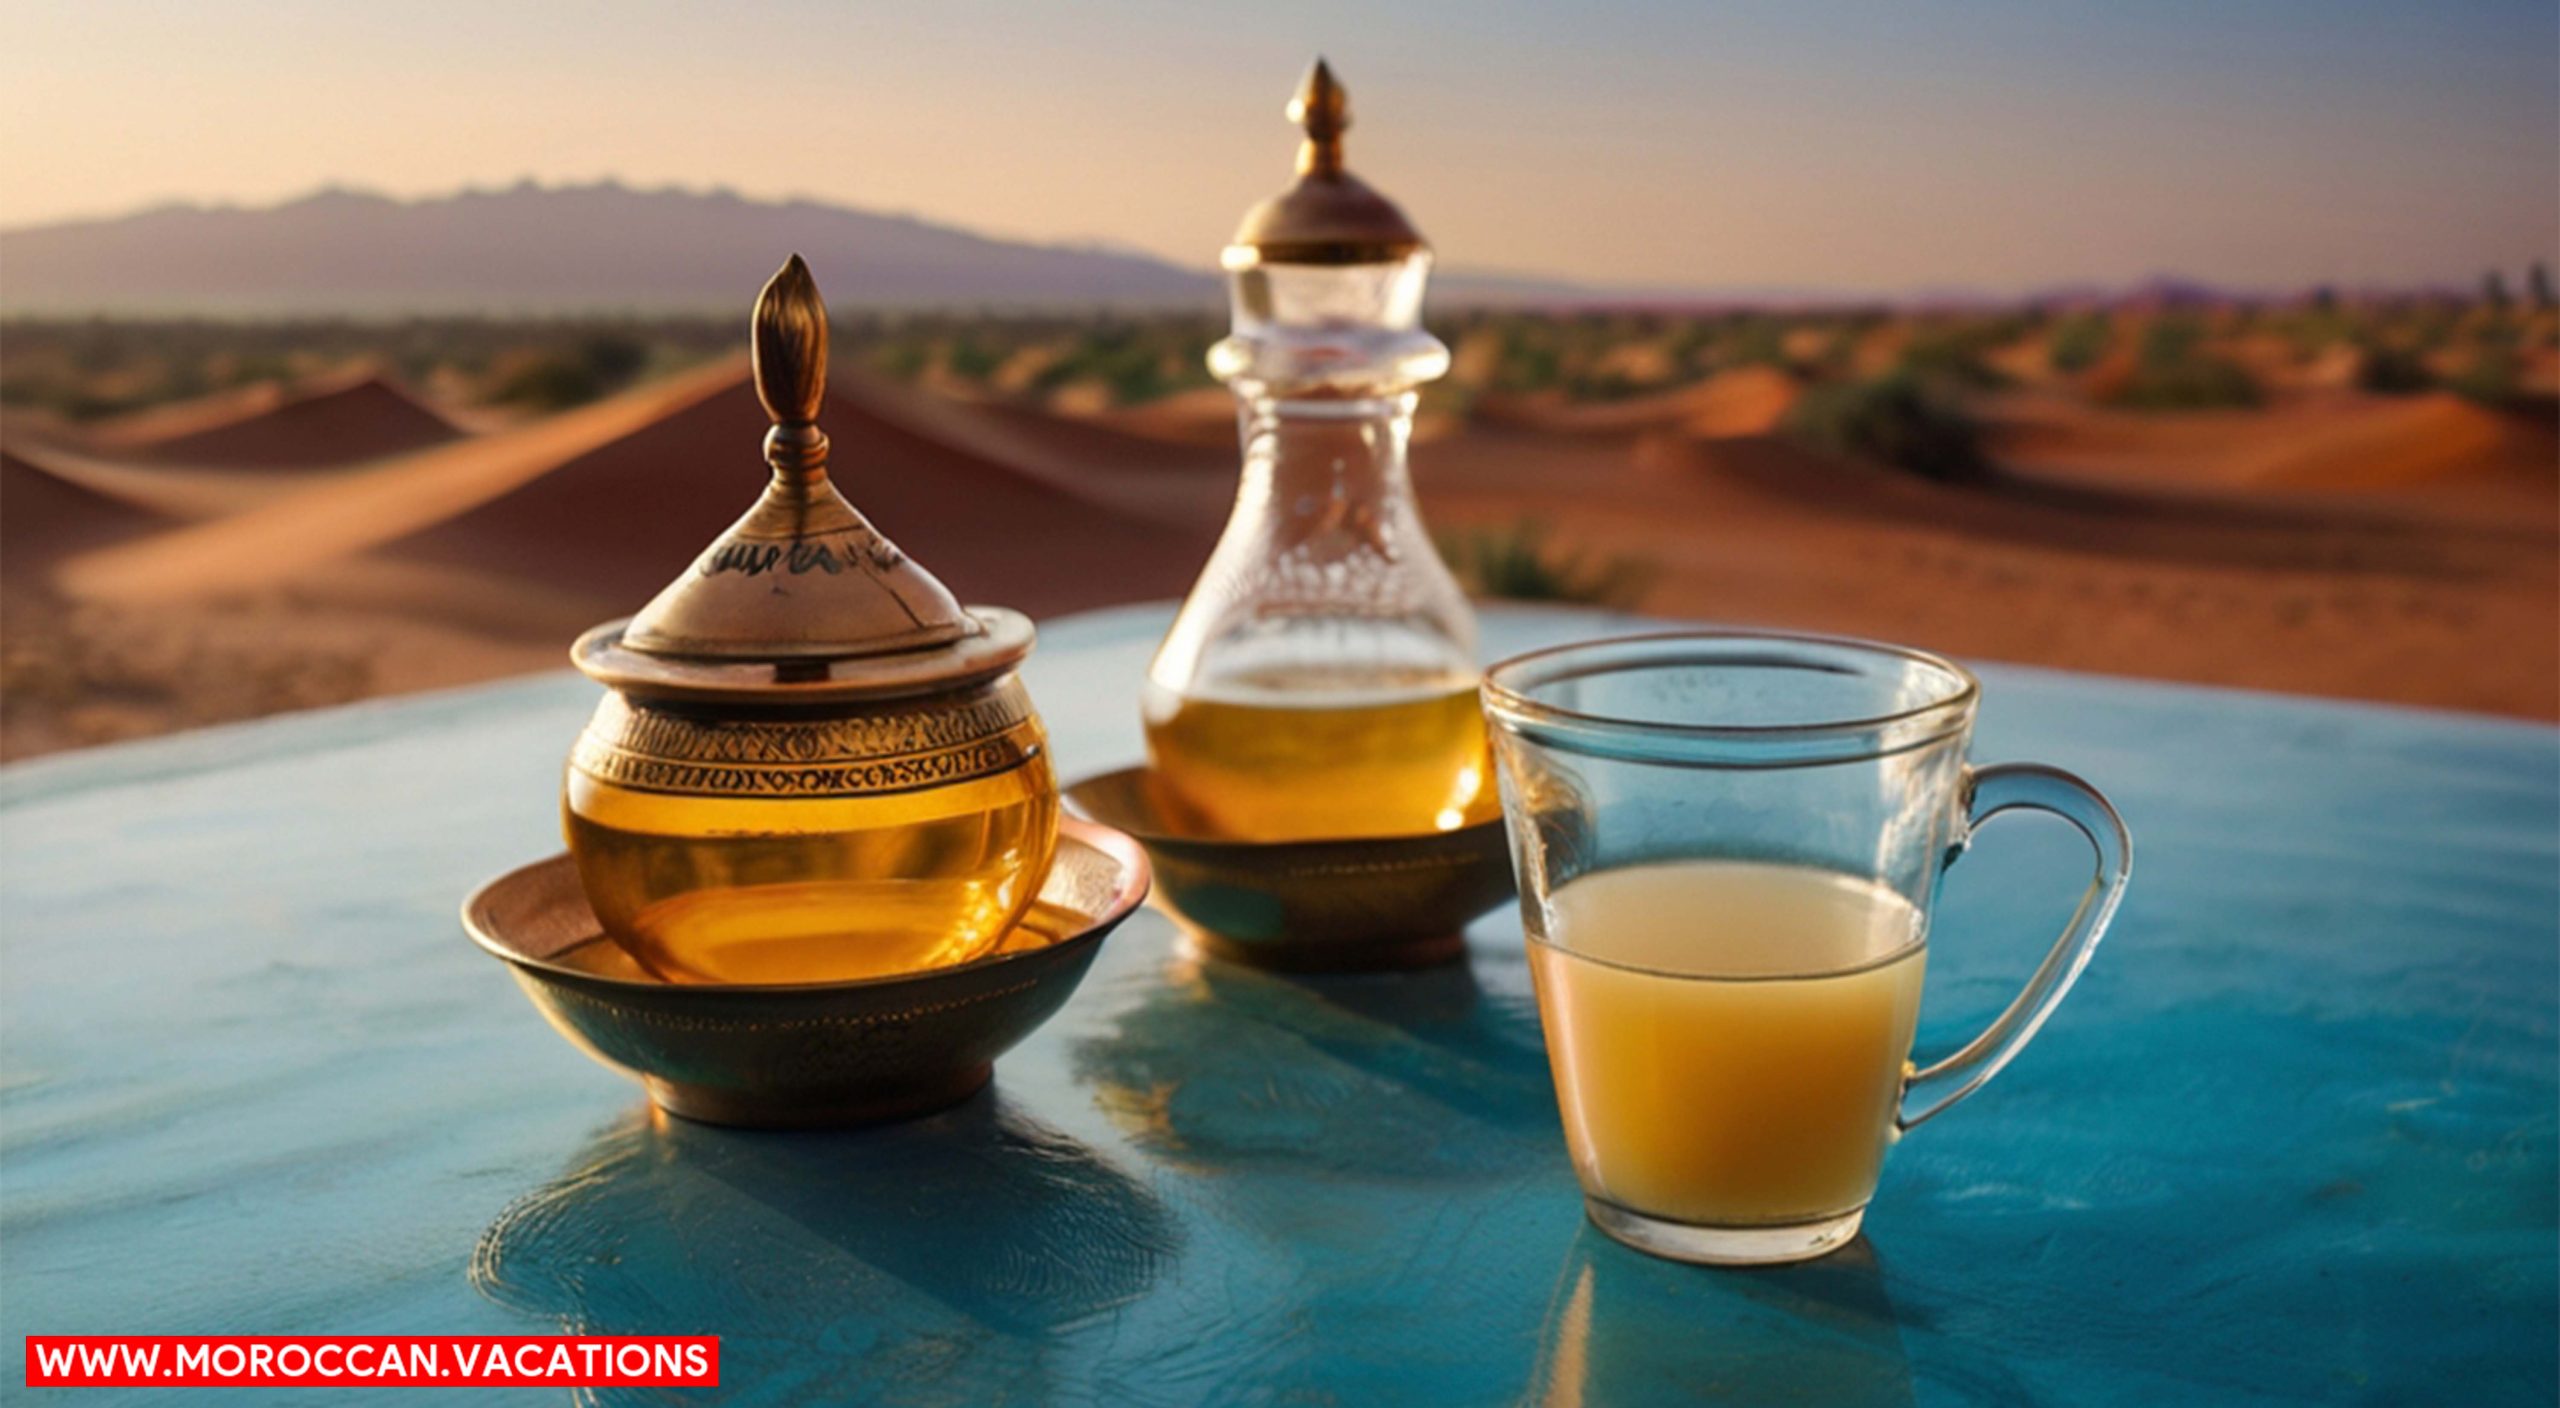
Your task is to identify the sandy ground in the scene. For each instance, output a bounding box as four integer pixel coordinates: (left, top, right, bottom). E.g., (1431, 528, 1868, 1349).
(4, 368, 2552, 760)
(1418, 428, 2555, 719)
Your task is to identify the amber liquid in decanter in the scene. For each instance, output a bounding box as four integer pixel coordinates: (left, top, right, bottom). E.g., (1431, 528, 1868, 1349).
(1142, 672, 1489, 842)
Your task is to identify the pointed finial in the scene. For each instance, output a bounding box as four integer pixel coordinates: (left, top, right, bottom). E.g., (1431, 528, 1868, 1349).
(1289, 58, 1349, 178)
(753, 254, 828, 426)
(605, 249, 986, 664)
(1226, 58, 1422, 265)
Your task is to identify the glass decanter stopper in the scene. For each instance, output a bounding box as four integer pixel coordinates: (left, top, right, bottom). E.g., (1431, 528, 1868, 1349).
(1144, 60, 1493, 843)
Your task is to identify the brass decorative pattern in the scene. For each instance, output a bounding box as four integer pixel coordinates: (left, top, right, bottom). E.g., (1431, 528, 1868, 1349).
(697, 525, 906, 580)
(542, 976, 1040, 1034)
(573, 690, 1039, 799)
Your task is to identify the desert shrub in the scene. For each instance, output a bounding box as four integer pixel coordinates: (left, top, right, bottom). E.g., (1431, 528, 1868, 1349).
(1896, 326, 2010, 390)
(1782, 372, 1986, 481)
(943, 335, 1003, 382)
(2405, 304, 2464, 352)
(1417, 383, 1475, 422)
(2475, 317, 2523, 352)
(2446, 346, 2523, 407)
(1664, 321, 1718, 376)
(2048, 313, 2113, 373)
(2355, 344, 2435, 395)
(1496, 338, 1562, 393)
(483, 352, 604, 411)
(2103, 319, 2261, 410)
(52, 388, 160, 421)
(1020, 323, 1210, 405)
(866, 340, 930, 379)
(2280, 304, 2357, 360)
(481, 333, 655, 411)
(1562, 370, 1654, 402)
(1096, 347, 1173, 404)
(1719, 317, 1789, 370)
(578, 334, 650, 386)
(1, 316, 739, 421)
(222, 352, 296, 387)
(1812, 321, 1865, 376)
(1435, 519, 1655, 607)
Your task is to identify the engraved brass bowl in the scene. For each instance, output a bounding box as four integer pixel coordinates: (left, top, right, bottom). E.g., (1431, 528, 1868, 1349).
(466, 818, 1148, 1128)
(1065, 767, 1513, 972)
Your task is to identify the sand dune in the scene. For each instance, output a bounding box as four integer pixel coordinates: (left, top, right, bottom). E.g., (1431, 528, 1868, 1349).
(387, 370, 1218, 619)
(82, 368, 460, 466)
(1983, 389, 2557, 529)
(52, 360, 751, 603)
(54, 358, 1219, 622)
(0, 438, 352, 522)
(1680, 367, 1802, 439)
(2, 370, 472, 524)
(1, 448, 172, 580)
(828, 374, 1234, 529)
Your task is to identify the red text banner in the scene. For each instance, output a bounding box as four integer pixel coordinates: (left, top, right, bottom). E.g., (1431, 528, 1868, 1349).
(25, 1336, 719, 1388)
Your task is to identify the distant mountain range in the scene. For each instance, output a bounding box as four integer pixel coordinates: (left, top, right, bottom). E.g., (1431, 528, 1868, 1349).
(0, 181, 2338, 316)
(0, 183, 1227, 314)
(0, 182, 1651, 315)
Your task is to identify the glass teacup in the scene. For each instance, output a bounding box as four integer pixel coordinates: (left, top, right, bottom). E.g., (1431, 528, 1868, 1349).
(1482, 631, 2131, 1265)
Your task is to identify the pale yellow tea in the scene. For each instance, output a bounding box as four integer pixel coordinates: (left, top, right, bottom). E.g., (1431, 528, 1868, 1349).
(1141, 670, 1496, 842)
(566, 726, 1057, 986)
(1529, 860, 1927, 1227)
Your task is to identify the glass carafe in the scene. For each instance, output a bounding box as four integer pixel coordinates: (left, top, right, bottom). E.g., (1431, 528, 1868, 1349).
(1144, 248, 1492, 842)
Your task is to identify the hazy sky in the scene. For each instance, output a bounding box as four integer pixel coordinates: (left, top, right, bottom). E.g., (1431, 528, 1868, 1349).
(3, 0, 2552, 293)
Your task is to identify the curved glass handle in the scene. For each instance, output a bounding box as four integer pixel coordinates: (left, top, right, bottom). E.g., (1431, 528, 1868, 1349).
(1899, 763, 2131, 1132)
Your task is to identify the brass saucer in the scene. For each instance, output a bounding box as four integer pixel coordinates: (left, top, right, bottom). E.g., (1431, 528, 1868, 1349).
(1064, 767, 1515, 972)
(464, 818, 1149, 1128)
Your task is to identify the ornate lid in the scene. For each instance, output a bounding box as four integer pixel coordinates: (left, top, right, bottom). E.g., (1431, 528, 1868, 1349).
(1226, 59, 1428, 270)
(572, 255, 1033, 704)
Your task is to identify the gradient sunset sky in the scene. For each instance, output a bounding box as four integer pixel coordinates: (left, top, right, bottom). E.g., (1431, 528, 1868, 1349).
(3, 0, 2552, 294)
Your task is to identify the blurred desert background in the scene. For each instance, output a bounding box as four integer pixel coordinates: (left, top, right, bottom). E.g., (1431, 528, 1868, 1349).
(2, 3, 2554, 759)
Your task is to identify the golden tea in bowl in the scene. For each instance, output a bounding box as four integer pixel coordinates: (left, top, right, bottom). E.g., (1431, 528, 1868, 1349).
(565, 683, 1057, 984)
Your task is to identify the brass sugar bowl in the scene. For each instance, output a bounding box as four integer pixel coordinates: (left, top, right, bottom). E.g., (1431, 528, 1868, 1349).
(563, 256, 1058, 986)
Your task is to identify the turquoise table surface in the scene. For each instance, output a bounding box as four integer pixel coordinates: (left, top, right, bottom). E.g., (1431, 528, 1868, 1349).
(3, 603, 2553, 1406)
